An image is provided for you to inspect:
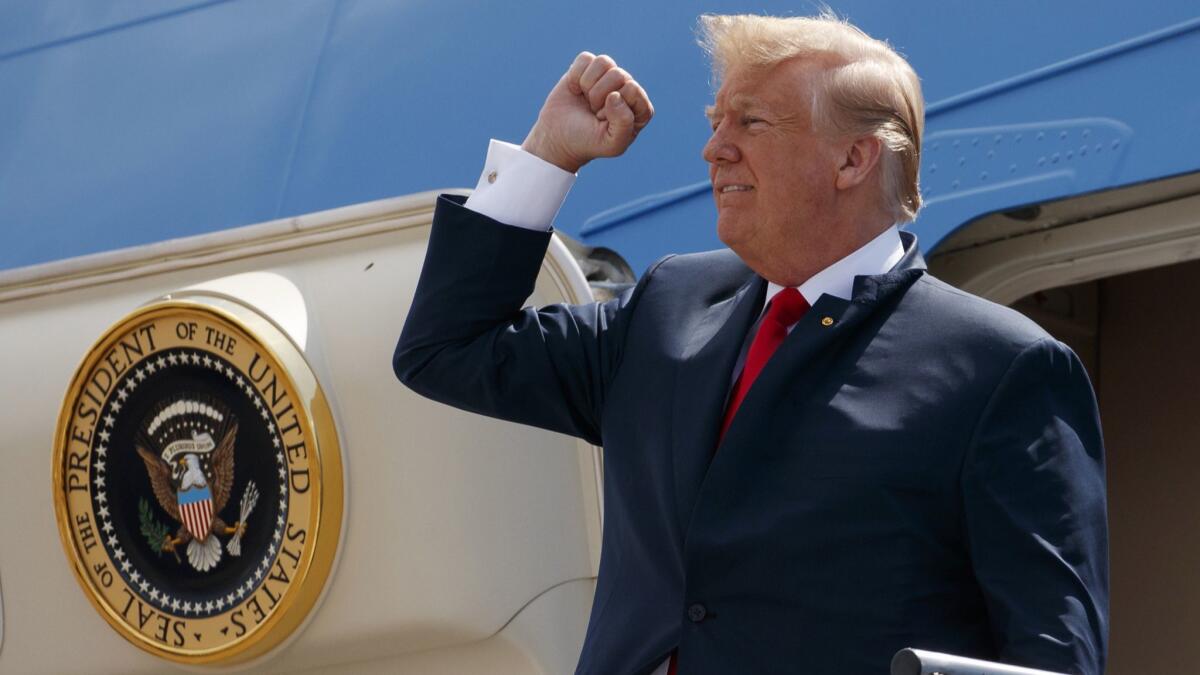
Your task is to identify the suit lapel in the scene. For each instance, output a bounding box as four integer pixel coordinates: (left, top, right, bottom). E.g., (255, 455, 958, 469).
(670, 271, 765, 535)
(711, 292, 861, 462)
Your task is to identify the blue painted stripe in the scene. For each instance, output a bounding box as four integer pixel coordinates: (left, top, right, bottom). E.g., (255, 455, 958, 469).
(927, 16, 1200, 117)
(580, 180, 712, 236)
(0, 0, 235, 63)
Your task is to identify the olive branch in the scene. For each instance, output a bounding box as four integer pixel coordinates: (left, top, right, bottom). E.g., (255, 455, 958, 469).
(138, 497, 169, 556)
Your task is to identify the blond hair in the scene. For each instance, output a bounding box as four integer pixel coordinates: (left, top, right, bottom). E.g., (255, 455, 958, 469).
(698, 13, 925, 222)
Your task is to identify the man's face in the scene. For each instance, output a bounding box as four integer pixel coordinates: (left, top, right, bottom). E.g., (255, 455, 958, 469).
(703, 58, 842, 278)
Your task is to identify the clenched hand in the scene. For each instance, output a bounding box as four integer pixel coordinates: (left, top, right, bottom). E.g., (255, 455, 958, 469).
(522, 52, 654, 173)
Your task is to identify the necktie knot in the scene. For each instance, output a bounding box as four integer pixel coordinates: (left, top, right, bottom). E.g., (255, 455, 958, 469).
(765, 287, 808, 327)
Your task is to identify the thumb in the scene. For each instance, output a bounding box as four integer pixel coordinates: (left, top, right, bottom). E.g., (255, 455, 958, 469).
(603, 91, 635, 145)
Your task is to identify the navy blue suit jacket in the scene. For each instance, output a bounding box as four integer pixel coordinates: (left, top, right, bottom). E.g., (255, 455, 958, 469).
(394, 196, 1108, 674)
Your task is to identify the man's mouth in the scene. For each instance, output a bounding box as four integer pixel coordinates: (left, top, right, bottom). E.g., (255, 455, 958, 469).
(719, 185, 753, 193)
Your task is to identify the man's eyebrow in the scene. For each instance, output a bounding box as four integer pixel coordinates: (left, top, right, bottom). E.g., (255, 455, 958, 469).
(729, 93, 767, 112)
(706, 92, 774, 124)
(706, 94, 771, 121)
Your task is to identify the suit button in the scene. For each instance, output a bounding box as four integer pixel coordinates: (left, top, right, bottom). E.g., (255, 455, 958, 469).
(687, 603, 707, 623)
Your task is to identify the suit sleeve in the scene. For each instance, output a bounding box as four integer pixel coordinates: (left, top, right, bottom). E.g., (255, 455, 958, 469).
(393, 194, 657, 446)
(961, 338, 1109, 675)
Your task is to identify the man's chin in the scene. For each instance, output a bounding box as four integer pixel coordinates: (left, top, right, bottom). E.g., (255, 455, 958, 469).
(716, 218, 748, 249)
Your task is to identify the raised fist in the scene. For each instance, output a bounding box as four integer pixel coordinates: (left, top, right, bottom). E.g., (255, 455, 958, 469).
(522, 52, 654, 173)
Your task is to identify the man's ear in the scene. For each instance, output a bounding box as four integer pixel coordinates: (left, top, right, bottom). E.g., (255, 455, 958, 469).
(834, 135, 883, 191)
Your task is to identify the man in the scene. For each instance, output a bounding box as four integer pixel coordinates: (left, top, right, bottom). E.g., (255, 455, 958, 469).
(395, 14, 1107, 675)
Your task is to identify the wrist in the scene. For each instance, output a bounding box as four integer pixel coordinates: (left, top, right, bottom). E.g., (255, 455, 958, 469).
(522, 126, 584, 174)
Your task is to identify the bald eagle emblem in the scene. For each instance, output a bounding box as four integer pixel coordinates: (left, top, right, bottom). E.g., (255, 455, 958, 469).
(136, 397, 259, 572)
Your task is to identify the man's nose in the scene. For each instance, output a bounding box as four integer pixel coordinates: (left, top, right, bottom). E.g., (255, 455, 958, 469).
(702, 128, 740, 165)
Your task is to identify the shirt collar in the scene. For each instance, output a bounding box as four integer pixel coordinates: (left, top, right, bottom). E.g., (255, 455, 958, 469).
(764, 225, 905, 308)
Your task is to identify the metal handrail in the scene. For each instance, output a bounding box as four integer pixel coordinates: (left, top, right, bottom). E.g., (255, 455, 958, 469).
(891, 648, 1069, 675)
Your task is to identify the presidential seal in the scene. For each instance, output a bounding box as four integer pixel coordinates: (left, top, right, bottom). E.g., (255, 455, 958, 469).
(53, 297, 343, 665)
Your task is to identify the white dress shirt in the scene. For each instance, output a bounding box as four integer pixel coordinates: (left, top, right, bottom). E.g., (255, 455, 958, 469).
(462, 139, 904, 675)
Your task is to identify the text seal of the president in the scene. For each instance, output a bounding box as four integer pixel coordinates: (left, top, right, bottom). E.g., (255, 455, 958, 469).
(52, 299, 343, 665)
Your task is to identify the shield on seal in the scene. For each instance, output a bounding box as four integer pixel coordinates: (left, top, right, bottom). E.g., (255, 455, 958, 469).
(178, 485, 214, 541)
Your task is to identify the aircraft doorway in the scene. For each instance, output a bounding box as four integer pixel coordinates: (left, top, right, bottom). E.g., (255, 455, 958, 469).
(1007, 265, 1200, 675)
(929, 175, 1200, 674)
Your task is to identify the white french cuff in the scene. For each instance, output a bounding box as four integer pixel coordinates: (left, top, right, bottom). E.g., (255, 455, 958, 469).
(463, 139, 576, 231)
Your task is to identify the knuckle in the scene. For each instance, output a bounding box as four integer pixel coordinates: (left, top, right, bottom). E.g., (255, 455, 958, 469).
(596, 54, 615, 67)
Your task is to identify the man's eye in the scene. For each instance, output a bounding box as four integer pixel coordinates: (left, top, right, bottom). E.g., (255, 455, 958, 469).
(742, 116, 763, 126)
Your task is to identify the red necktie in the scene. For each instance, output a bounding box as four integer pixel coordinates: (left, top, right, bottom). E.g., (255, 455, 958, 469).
(668, 289, 809, 675)
(717, 286, 809, 444)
